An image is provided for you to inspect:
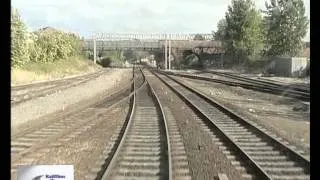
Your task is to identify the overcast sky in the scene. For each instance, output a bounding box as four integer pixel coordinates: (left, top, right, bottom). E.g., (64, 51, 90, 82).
(11, 0, 310, 40)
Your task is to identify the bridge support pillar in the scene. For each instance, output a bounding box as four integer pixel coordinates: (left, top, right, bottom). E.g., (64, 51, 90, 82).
(93, 38, 96, 64)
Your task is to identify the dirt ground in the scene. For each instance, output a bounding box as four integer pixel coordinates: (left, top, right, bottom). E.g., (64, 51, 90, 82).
(175, 76, 310, 157)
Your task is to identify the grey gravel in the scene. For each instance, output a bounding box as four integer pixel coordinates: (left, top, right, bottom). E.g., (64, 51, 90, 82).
(11, 68, 132, 128)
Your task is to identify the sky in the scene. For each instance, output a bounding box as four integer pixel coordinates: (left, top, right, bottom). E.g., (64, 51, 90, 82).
(11, 0, 310, 40)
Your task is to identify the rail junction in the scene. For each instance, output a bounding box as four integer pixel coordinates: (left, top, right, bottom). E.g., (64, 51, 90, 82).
(12, 30, 310, 179)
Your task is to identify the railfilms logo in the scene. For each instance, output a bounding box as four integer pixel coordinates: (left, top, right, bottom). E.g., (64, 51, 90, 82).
(32, 174, 66, 180)
(17, 165, 73, 180)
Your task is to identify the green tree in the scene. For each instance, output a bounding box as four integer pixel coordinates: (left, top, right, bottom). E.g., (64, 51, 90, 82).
(30, 28, 82, 63)
(224, 0, 265, 63)
(214, 18, 227, 41)
(11, 7, 29, 67)
(263, 0, 308, 56)
(194, 34, 205, 40)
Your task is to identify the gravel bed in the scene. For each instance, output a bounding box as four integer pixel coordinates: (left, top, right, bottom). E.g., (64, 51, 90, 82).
(176, 76, 310, 155)
(204, 69, 309, 85)
(11, 102, 129, 180)
(146, 73, 243, 180)
(11, 68, 132, 129)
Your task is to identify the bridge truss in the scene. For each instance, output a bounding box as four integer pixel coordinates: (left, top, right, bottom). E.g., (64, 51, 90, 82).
(83, 33, 223, 70)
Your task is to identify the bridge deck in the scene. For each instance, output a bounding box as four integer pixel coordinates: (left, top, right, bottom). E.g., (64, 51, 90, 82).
(82, 40, 222, 51)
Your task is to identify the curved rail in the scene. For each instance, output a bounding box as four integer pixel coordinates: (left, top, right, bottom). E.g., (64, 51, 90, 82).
(152, 69, 309, 180)
(11, 67, 140, 162)
(98, 67, 171, 180)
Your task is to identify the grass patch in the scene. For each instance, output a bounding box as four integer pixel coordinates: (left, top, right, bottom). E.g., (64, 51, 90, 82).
(12, 56, 102, 85)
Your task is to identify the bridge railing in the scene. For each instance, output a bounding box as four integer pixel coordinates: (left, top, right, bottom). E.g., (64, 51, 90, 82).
(92, 33, 215, 41)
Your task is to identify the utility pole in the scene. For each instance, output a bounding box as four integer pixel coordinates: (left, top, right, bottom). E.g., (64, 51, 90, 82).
(168, 40, 171, 70)
(165, 39, 167, 70)
(93, 37, 97, 64)
(221, 53, 224, 69)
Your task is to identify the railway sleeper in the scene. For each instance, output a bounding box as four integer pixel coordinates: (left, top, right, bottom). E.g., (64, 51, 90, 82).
(264, 167, 307, 175)
(123, 151, 161, 156)
(249, 155, 288, 161)
(232, 138, 265, 143)
(114, 168, 162, 176)
(271, 174, 310, 180)
(236, 142, 268, 146)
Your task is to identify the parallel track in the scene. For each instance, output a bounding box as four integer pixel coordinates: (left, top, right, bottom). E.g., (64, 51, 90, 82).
(163, 71, 309, 102)
(11, 69, 106, 105)
(152, 69, 310, 180)
(98, 66, 172, 180)
(203, 71, 309, 93)
(11, 68, 138, 178)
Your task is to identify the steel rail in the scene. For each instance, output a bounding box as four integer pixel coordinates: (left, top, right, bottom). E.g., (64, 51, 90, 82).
(151, 68, 309, 179)
(204, 70, 310, 93)
(98, 66, 171, 180)
(163, 71, 309, 101)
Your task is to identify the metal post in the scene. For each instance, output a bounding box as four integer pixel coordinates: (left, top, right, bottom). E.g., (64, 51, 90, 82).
(221, 53, 224, 69)
(165, 40, 167, 70)
(168, 40, 171, 70)
(93, 38, 97, 64)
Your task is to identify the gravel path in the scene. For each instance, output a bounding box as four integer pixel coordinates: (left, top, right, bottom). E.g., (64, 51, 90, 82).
(146, 72, 243, 180)
(176, 76, 310, 155)
(11, 68, 132, 129)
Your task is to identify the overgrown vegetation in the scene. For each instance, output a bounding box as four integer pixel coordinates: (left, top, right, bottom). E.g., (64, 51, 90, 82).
(11, 7, 101, 84)
(12, 56, 99, 84)
(11, 7, 84, 68)
(97, 50, 124, 67)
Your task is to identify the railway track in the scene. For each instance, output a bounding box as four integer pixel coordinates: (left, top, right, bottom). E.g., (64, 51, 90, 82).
(152, 69, 310, 180)
(95, 67, 191, 180)
(202, 71, 309, 93)
(97, 67, 171, 180)
(11, 69, 107, 106)
(11, 68, 140, 179)
(163, 70, 309, 102)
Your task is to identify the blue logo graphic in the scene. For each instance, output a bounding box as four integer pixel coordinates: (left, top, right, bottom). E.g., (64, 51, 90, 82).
(32, 174, 66, 180)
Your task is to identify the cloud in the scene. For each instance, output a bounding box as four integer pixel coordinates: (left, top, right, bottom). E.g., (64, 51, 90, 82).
(12, 0, 309, 40)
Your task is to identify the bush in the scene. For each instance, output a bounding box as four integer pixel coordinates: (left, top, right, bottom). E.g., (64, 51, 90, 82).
(98, 57, 112, 67)
(11, 8, 83, 67)
(11, 8, 29, 67)
(30, 29, 81, 63)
